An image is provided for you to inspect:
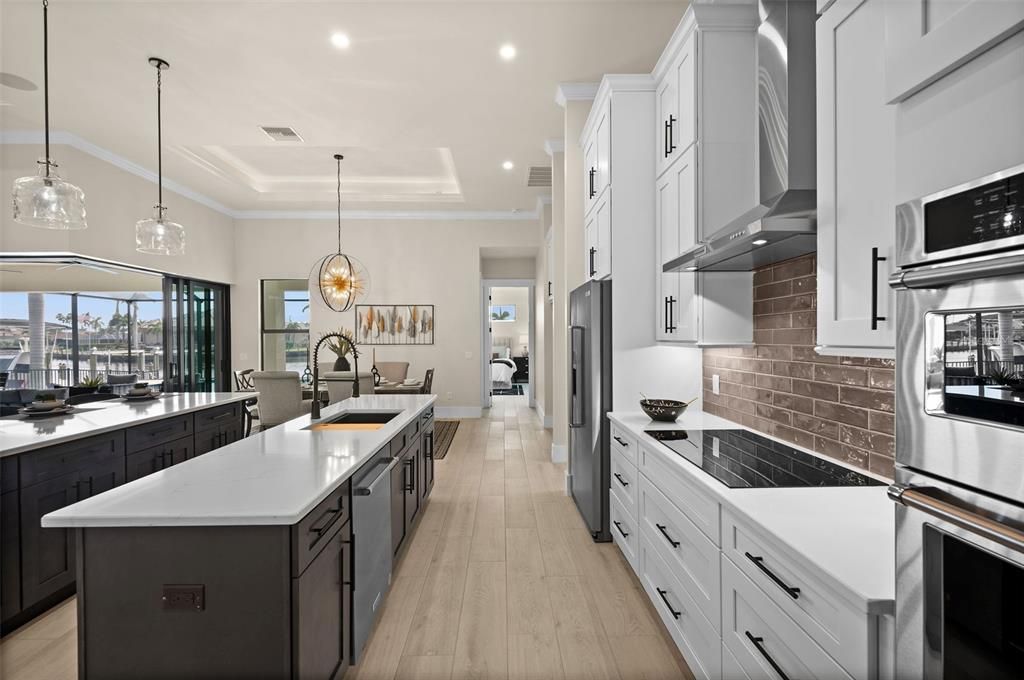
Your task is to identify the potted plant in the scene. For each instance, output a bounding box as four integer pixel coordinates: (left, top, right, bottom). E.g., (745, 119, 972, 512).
(321, 329, 359, 371)
(70, 374, 104, 397)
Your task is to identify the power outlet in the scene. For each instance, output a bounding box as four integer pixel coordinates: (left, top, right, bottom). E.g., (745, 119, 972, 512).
(712, 374, 720, 395)
(162, 584, 204, 611)
(445, 391, 453, 401)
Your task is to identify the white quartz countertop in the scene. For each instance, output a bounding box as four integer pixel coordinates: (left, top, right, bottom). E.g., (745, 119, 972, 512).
(0, 392, 255, 457)
(608, 410, 895, 615)
(42, 394, 436, 528)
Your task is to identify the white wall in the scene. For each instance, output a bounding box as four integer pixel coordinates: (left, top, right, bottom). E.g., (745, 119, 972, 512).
(231, 217, 540, 415)
(489, 286, 530, 351)
(480, 257, 536, 279)
(0, 144, 235, 283)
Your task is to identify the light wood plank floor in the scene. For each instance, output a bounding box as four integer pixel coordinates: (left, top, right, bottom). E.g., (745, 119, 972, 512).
(0, 395, 693, 680)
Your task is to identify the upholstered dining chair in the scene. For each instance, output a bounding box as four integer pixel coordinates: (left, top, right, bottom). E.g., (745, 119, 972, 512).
(420, 369, 434, 395)
(374, 361, 410, 384)
(251, 372, 311, 430)
(323, 371, 375, 404)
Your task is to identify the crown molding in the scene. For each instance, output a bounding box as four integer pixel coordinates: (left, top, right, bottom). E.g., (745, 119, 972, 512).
(543, 139, 564, 156)
(554, 82, 599, 108)
(652, 4, 759, 82)
(581, 74, 656, 143)
(1, 130, 543, 223)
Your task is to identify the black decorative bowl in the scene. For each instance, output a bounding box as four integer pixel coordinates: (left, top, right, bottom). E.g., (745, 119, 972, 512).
(640, 399, 689, 422)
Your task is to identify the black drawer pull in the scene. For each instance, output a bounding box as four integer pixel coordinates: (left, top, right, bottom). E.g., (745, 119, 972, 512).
(209, 410, 235, 421)
(613, 436, 629, 447)
(613, 520, 629, 538)
(147, 424, 176, 438)
(655, 587, 681, 619)
(870, 247, 887, 330)
(745, 552, 800, 599)
(745, 631, 791, 680)
(613, 472, 629, 487)
(309, 508, 340, 536)
(656, 523, 680, 548)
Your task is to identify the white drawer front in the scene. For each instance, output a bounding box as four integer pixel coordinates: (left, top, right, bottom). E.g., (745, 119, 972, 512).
(639, 474, 721, 633)
(610, 423, 637, 467)
(639, 441, 721, 545)
(723, 557, 854, 680)
(610, 491, 639, 574)
(723, 510, 869, 679)
(639, 535, 721, 680)
(610, 446, 638, 519)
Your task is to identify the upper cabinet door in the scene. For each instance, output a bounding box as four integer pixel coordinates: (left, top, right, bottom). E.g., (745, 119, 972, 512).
(816, 0, 896, 356)
(674, 31, 698, 157)
(595, 194, 612, 280)
(585, 212, 598, 280)
(656, 64, 680, 178)
(595, 101, 612, 198)
(583, 132, 598, 215)
(883, 0, 1024, 103)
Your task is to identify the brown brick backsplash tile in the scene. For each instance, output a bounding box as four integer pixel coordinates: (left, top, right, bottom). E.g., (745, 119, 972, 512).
(814, 364, 869, 386)
(840, 386, 895, 412)
(702, 254, 895, 479)
(754, 280, 793, 300)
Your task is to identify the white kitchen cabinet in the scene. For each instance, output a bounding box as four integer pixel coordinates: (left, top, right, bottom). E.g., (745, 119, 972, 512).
(652, 4, 757, 347)
(545, 227, 554, 302)
(583, 99, 611, 217)
(883, 0, 1024, 103)
(816, 0, 897, 358)
(583, 193, 611, 281)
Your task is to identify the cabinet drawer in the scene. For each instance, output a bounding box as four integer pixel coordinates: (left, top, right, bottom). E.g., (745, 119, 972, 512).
(126, 435, 193, 482)
(21, 432, 125, 487)
(609, 492, 638, 574)
(610, 423, 637, 467)
(609, 447, 638, 519)
(639, 537, 721, 680)
(723, 509, 870, 678)
(639, 474, 721, 633)
(639, 440, 720, 545)
(193, 403, 241, 433)
(292, 480, 351, 576)
(723, 557, 853, 680)
(126, 415, 192, 452)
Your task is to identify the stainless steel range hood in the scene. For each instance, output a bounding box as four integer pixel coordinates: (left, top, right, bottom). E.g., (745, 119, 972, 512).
(665, 0, 817, 273)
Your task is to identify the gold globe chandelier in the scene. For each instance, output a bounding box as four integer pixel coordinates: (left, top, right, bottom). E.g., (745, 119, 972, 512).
(311, 154, 369, 312)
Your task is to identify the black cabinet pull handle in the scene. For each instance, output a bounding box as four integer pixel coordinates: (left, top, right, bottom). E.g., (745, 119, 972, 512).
(210, 410, 234, 421)
(589, 247, 597, 277)
(613, 472, 629, 487)
(664, 119, 671, 158)
(745, 552, 800, 599)
(655, 587, 681, 619)
(745, 631, 791, 680)
(425, 433, 434, 459)
(149, 424, 176, 438)
(613, 436, 628, 447)
(310, 508, 340, 536)
(547, 281, 552, 297)
(667, 115, 677, 154)
(664, 296, 671, 333)
(870, 247, 887, 330)
(667, 296, 677, 332)
(588, 167, 596, 199)
(656, 523, 680, 548)
(612, 520, 629, 538)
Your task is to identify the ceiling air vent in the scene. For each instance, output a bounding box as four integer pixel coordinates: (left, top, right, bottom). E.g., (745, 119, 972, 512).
(260, 126, 303, 142)
(527, 166, 552, 187)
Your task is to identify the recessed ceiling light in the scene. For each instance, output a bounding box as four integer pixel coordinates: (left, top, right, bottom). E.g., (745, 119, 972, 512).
(752, 238, 768, 246)
(502, 160, 515, 171)
(499, 44, 516, 61)
(330, 32, 351, 49)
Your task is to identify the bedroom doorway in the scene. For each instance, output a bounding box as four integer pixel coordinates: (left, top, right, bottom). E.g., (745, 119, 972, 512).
(480, 279, 534, 410)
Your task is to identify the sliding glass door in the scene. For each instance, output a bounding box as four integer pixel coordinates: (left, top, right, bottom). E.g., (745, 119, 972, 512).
(163, 277, 230, 392)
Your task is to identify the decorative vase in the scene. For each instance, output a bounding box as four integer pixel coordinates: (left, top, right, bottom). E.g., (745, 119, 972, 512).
(334, 356, 351, 371)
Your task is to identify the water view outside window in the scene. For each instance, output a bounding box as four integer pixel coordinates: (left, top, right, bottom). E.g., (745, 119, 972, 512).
(260, 280, 310, 372)
(0, 291, 164, 389)
(943, 308, 1024, 384)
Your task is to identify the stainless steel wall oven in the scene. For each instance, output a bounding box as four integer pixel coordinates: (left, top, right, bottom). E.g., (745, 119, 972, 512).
(890, 164, 1024, 678)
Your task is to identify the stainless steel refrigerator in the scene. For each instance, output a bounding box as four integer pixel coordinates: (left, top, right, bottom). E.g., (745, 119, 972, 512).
(568, 279, 612, 542)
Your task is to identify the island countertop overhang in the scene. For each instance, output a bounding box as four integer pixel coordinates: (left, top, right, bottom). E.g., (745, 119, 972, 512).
(41, 394, 437, 529)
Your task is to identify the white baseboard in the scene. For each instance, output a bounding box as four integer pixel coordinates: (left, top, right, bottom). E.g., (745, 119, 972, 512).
(543, 415, 552, 429)
(534, 402, 553, 429)
(551, 443, 567, 464)
(436, 406, 483, 419)
(564, 471, 572, 496)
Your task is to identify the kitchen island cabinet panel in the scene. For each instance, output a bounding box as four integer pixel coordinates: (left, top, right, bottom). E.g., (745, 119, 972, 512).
(19, 471, 80, 608)
(126, 435, 193, 482)
(1, 488, 20, 620)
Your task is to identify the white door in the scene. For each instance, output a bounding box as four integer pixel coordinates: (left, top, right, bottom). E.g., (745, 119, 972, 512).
(674, 145, 699, 253)
(584, 213, 597, 280)
(816, 0, 896, 356)
(655, 67, 679, 178)
(674, 30, 698, 156)
(584, 131, 598, 215)
(595, 194, 612, 280)
(595, 101, 612, 198)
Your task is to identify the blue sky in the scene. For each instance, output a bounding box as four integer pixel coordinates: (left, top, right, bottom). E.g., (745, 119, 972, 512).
(0, 293, 164, 325)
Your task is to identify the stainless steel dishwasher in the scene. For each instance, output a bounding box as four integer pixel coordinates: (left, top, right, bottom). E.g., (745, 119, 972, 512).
(351, 445, 397, 663)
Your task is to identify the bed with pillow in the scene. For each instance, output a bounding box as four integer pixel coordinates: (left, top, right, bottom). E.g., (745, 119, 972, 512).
(490, 341, 517, 390)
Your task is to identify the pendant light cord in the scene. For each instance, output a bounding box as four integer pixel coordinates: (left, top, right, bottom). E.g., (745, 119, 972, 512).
(156, 64, 163, 213)
(42, 0, 50, 176)
(336, 155, 342, 252)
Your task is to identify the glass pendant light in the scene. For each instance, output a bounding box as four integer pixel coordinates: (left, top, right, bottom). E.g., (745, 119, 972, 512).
(12, 0, 88, 230)
(311, 154, 370, 312)
(135, 57, 185, 256)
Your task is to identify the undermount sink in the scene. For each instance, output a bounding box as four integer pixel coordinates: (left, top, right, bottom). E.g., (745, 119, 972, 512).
(304, 410, 402, 431)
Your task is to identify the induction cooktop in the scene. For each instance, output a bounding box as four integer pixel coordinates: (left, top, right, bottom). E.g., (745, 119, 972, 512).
(643, 428, 884, 489)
